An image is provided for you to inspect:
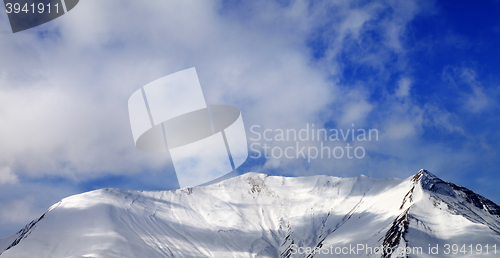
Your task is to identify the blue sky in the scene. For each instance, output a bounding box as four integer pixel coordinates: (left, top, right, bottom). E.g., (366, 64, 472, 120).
(0, 0, 499, 238)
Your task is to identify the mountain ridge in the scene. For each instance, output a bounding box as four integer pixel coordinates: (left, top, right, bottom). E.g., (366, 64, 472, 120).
(1, 169, 499, 257)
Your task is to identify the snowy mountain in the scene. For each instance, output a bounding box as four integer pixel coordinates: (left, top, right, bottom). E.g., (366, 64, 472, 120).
(1, 169, 499, 257)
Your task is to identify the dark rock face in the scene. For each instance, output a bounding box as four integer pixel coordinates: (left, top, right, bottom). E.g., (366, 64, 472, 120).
(419, 169, 500, 217)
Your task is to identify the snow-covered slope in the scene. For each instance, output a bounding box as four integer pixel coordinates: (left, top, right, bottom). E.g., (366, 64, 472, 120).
(1, 169, 499, 257)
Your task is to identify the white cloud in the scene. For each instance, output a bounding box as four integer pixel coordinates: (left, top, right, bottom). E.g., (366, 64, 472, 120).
(384, 121, 417, 139)
(395, 77, 412, 98)
(0, 0, 436, 183)
(465, 85, 490, 113)
(442, 66, 492, 114)
(340, 100, 374, 126)
(0, 0, 345, 182)
(423, 104, 464, 134)
(460, 68, 491, 113)
(0, 166, 18, 184)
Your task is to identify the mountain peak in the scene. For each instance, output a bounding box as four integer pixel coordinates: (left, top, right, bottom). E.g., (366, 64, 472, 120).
(411, 169, 443, 189)
(419, 168, 436, 178)
(413, 169, 500, 218)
